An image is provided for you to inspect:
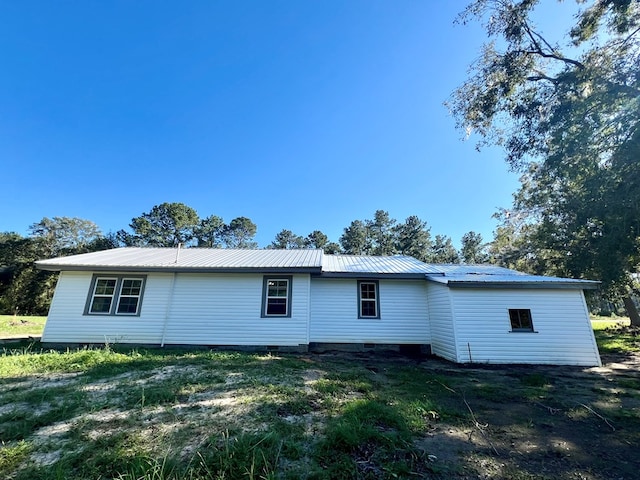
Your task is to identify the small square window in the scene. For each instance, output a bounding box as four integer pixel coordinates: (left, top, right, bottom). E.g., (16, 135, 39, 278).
(509, 309, 534, 332)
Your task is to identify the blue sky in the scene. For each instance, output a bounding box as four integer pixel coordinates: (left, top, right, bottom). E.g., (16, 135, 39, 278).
(1, 0, 528, 248)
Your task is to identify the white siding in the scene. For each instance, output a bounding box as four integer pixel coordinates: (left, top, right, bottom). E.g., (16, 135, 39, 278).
(426, 283, 458, 362)
(43, 271, 173, 344)
(450, 288, 601, 366)
(43, 272, 310, 346)
(162, 273, 309, 346)
(309, 278, 430, 344)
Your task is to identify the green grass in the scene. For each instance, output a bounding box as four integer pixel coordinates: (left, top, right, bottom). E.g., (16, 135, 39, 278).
(591, 316, 639, 354)
(0, 315, 47, 337)
(0, 328, 639, 479)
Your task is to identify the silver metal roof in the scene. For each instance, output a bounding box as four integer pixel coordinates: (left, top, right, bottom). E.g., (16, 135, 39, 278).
(425, 264, 599, 289)
(36, 247, 324, 272)
(35, 248, 599, 288)
(322, 254, 442, 276)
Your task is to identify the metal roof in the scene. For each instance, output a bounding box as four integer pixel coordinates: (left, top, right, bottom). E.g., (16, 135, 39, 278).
(36, 247, 324, 273)
(35, 248, 599, 288)
(425, 264, 599, 289)
(321, 254, 441, 277)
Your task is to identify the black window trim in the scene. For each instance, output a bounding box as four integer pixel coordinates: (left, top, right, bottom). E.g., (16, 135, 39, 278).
(508, 308, 536, 332)
(84, 274, 146, 316)
(358, 280, 380, 319)
(261, 275, 293, 318)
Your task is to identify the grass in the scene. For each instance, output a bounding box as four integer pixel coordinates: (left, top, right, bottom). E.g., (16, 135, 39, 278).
(0, 315, 47, 337)
(0, 316, 638, 478)
(590, 315, 639, 354)
(1, 339, 637, 480)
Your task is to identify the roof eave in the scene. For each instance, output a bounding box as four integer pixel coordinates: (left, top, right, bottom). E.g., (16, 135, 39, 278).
(318, 272, 428, 279)
(442, 280, 600, 290)
(35, 263, 323, 274)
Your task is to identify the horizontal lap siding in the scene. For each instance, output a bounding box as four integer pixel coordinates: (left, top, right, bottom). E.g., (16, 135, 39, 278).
(43, 271, 172, 344)
(426, 283, 458, 362)
(310, 279, 430, 344)
(162, 273, 309, 346)
(450, 288, 601, 366)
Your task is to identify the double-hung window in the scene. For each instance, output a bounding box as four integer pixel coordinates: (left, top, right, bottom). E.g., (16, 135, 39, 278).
(509, 308, 534, 332)
(261, 276, 292, 317)
(86, 275, 145, 316)
(358, 280, 380, 319)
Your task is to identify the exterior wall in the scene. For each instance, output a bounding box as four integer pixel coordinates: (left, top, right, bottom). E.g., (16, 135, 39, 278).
(426, 283, 458, 362)
(43, 271, 173, 344)
(44, 271, 311, 346)
(309, 278, 430, 344)
(162, 273, 310, 346)
(449, 288, 601, 366)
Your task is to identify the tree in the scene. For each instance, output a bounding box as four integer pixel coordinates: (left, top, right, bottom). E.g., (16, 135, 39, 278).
(223, 217, 258, 249)
(340, 220, 371, 255)
(305, 230, 329, 250)
(430, 234, 460, 264)
(461, 231, 489, 264)
(269, 229, 305, 249)
(29, 217, 102, 257)
(367, 210, 397, 256)
(1, 219, 113, 315)
(394, 215, 432, 262)
(450, 0, 640, 324)
(196, 215, 225, 248)
(125, 202, 200, 247)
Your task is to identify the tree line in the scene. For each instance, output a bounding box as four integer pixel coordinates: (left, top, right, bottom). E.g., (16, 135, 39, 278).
(0, 203, 490, 315)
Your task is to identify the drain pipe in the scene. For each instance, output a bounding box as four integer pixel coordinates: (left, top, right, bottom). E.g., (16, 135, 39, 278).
(160, 272, 177, 347)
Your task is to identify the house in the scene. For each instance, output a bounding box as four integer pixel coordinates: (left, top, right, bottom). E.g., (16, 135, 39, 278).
(36, 247, 602, 366)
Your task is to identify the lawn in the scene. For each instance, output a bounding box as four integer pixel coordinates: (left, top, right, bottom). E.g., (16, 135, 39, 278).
(0, 315, 46, 337)
(0, 333, 639, 480)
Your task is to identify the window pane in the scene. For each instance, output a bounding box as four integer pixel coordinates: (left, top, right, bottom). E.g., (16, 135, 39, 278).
(117, 297, 139, 314)
(360, 283, 376, 299)
(361, 300, 377, 317)
(267, 298, 287, 315)
(268, 280, 288, 297)
(509, 309, 533, 331)
(120, 279, 142, 296)
(91, 297, 112, 313)
(95, 279, 116, 295)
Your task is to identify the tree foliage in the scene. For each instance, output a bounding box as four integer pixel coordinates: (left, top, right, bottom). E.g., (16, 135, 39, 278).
(451, 0, 640, 322)
(223, 217, 258, 249)
(461, 231, 490, 264)
(123, 202, 200, 247)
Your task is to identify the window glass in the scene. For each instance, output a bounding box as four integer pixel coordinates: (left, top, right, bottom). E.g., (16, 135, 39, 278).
(87, 276, 145, 316)
(359, 281, 379, 318)
(90, 297, 113, 313)
(509, 309, 534, 331)
(89, 278, 117, 313)
(264, 278, 290, 316)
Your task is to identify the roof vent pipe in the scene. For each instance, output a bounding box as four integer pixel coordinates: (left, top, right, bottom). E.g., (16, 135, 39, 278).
(175, 243, 182, 264)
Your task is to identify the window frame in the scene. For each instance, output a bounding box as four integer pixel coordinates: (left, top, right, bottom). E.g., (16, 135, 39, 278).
(85, 274, 146, 316)
(508, 308, 535, 332)
(358, 280, 380, 319)
(261, 275, 293, 318)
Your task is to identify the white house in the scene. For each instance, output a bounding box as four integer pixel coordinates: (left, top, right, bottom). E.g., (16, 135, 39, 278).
(36, 247, 602, 366)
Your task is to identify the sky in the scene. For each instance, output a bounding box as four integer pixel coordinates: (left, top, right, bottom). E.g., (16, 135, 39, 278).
(0, 0, 560, 249)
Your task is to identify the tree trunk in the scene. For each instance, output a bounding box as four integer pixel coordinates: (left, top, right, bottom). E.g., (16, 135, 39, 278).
(622, 295, 640, 327)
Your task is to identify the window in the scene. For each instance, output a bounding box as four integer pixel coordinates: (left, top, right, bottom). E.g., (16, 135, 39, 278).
(89, 278, 117, 314)
(86, 275, 146, 316)
(509, 309, 534, 332)
(358, 280, 380, 319)
(261, 276, 292, 317)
